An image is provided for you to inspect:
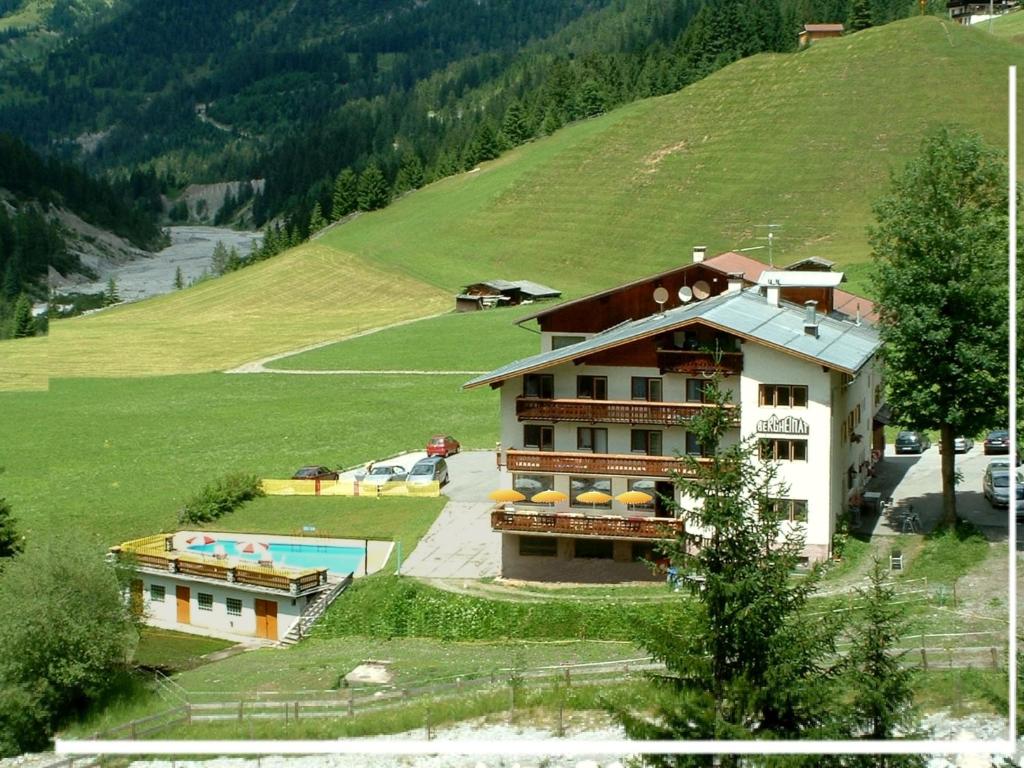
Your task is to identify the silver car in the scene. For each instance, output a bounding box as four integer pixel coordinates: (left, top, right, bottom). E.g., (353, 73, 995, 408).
(983, 469, 1017, 508)
(406, 456, 449, 486)
(360, 464, 407, 486)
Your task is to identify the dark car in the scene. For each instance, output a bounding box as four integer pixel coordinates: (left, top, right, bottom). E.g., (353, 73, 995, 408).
(291, 465, 339, 480)
(894, 431, 930, 455)
(984, 430, 1010, 455)
(426, 434, 461, 458)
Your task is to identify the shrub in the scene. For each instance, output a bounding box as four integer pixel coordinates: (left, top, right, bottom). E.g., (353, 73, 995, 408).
(178, 472, 263, 525)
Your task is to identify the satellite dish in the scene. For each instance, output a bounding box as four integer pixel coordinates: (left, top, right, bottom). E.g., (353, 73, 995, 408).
(653, 286, 669, 304)
(678, 286, 693, 303)
(692, 280, 711, 300)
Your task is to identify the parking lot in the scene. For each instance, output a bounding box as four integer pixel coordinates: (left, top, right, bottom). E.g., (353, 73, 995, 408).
(863, 441, 1018, 541)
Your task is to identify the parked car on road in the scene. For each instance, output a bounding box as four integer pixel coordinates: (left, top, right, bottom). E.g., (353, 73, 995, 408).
(361, 465, 407, 486)
(291, 466, 339, 481)
(407, 456, 449, 487)
(983, 468, 1019, 508)
(426, 434, 461, 457)
(894, 431, 930, 455)
(940, 436, 974, 454)
(984, 430, 1010, 455)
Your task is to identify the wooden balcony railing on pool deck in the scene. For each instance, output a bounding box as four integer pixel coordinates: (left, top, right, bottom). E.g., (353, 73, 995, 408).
(109, 542, 329, 595)
(501, 449, 710, 478)
(491, 509, 683, 539)
(516, 397, 738, 427)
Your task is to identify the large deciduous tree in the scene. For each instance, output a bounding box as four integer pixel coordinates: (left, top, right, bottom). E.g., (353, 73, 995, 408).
(610, 379, 843, 764)
(870, 126, 1010, 528)
(0, 539, 137, 754)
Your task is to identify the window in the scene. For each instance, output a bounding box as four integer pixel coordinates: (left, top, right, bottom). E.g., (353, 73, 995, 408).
(513, 474, 554, 499)
(630, 429, 663, 456)
(759, 384, 808, 407)
(632, 542, 659, 562)
(767, 498, 808, 523)
(577, 427, 608, 453)
(627, 478, 656, 510)
(197, 592, 213, 612)
(523, 425, 554, 451)
(551, 335, 586, 350)
(685, 379, 708, 403)
(574, 539, 614, 559)
(576, 375, 607, 400)
(523, 374, 554, 399)
(519, 536, 558, 557)
(631, 377, 663, 402)
(149, 584, 165, 603)
(759, 439, 808, 461)
(570, 476, 612, 508)
(685, 432, 706, 457)
(226, 597, 242, 616)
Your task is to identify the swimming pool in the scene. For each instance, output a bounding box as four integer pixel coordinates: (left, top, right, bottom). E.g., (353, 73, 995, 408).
(187, 540, 365, 574)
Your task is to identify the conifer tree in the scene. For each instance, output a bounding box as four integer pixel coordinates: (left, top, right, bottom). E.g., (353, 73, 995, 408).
(468, 121, 500, 166)
(210, 241, 230, 275)
(501, 100, 529, 147)
(394, 151, 425, 193)
(611, 376, 842, 760)
(173, 266, 184, 290)
(357, 163, 390, 211)
(104, 277, 119, 306)
(849, 0, 873, 32)
(11, 295, 33, 338)
(308, 201, 326, 234)
(576, 79, 607, 117)
(331, 168, 359, 220)
(0, 497, 22, 562)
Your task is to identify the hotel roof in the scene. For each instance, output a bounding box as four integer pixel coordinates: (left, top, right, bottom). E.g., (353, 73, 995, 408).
(464, 287, 880, 389)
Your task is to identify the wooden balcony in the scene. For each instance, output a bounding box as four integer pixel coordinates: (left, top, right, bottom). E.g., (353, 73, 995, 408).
(492, 509, 683, 539)
(656, 349, 743, 376)
(503, 449, 709, 478)
(516, 396, 737, 426)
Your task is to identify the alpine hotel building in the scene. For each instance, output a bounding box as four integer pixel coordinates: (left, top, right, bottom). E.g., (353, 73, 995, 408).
(464, 248, 886, 582)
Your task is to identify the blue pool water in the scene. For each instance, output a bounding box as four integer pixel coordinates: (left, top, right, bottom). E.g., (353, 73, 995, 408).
(186, 540, 365, 574)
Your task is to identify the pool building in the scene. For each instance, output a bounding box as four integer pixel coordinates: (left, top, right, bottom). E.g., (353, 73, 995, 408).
(111, 531, 392, 643)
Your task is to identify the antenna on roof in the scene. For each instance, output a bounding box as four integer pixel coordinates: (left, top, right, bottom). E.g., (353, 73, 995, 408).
(653, 286, 669, 315)
(754, 224, 782, 267)
(678, 285, 693, 303)
(692, 280, 710, 300)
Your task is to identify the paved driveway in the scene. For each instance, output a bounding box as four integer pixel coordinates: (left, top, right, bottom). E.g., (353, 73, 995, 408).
(863, 442, 1016, 540)
(399, 450, 503, 578)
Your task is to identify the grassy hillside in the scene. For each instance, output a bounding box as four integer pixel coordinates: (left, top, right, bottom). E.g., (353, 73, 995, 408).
(1, 16, 1019, 389)
(320, 17, 1020, 298)
(988, 9, 1024, 38)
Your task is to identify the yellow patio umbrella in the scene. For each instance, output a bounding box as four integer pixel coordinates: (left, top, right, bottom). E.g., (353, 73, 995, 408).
(489, 489, 526, 503)
(615, 490, 654, 505)
(531, 489, 568, 504)
(576, 490, 613, 507)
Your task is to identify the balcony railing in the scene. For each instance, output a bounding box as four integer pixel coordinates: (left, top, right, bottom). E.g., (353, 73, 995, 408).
(516, 397, 737, 427)
(492, 509, 683, 539)
(656, 349, 743, 376)
(503, 449, 709, 478)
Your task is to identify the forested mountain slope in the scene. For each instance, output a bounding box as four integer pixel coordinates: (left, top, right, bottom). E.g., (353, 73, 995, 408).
(8, 16, 1015, 386)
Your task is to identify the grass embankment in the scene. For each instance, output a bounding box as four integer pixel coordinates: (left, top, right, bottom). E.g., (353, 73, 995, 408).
(0, 373, 494, 547)
(269, 306, 541, 372)
(988, 8, 1024, 39)
(133, 628, 235, 673)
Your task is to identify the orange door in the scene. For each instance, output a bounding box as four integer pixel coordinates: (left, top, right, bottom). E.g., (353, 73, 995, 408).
(130, 579, 143, 617)
(254, 598, 278, 640)
(176, 585, 190, 624)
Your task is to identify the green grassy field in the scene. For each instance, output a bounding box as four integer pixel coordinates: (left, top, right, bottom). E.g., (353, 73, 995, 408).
(269, 305, 541, 371)
(132, 628, 234, 673)
(0, 373, 494, 547)
(988, 9, 1024, 38)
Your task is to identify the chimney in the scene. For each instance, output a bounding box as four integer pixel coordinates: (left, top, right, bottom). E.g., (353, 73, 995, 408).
(804, 300, 819, 337)
(692, 245, 707, 264)
(765, 285, 780, 306)
(726, 271, 744, 293)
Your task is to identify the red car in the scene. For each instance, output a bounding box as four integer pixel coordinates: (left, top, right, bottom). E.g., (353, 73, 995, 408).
(426, 434, 460, 457)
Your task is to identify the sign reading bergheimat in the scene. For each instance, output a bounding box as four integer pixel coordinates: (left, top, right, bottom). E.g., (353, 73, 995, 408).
(756, 414, 810, 436)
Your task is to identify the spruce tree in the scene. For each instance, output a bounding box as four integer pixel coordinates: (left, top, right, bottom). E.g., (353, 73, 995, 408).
(501, 100, 529, 147)
(104, 277, 119, 306)
(331, 168, 359, 220)
(849, 0, 873, 32)
(308, 201, 326, 234)
(394, 151, 425, 194)
(210, 241, 230, 275)
(467, 121, 500, 166)
(11, 295, 33, 338)
(611, 376, 842, 761)
(173, 266, 184, 289)
(0, 497, 22, 562)
(357, 163, 390, 211)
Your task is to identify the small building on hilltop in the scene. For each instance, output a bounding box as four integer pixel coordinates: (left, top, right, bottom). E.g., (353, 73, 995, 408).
(799, 23, 844, 46)
(456, 279, 561, 312)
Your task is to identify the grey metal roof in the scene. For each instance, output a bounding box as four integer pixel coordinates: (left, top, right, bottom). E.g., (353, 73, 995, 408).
(464, 288, 880, 389)
(471, 279, 561, 297)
